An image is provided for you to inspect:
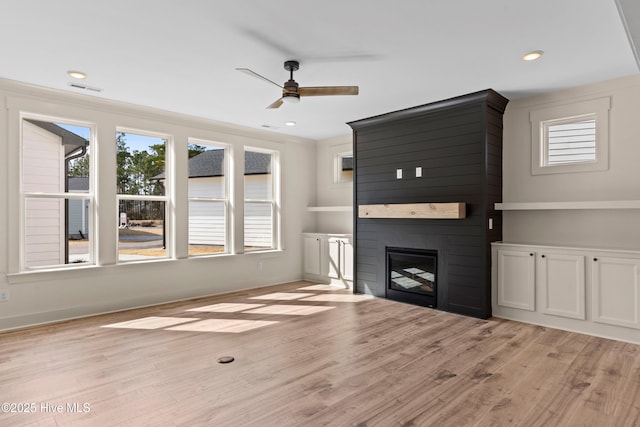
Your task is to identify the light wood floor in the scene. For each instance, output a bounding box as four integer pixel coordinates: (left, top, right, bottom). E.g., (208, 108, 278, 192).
(1, 281, 639, 427)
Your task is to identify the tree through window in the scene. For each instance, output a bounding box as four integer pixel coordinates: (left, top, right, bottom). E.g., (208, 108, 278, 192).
(116, 130, 169, 262)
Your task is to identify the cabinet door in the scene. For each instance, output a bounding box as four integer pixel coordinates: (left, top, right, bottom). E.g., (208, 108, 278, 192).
(497, 249, 535, 311)
(303, 236, 322, 276)
(539, 253, 585, 320)
(327, 238, 340, 279)
(592, 256, 640, 329)
(340, 239, 354, 281)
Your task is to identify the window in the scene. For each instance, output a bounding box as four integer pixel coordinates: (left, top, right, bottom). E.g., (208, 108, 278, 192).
(545, 117, 596, 165)
(244, 148, 278, 252)
(335, 152, 353, 183)
(530, 97, 610, 175)
(187, 140, 229, 256)
(116, 130, 169, 262)
(21, 117, 93, 269)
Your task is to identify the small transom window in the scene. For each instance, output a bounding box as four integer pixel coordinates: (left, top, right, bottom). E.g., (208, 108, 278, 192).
(335, 152, 353, 183)
(530, 97, 610, 175)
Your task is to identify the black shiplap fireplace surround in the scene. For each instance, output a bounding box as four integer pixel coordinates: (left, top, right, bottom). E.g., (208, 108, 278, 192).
(348, 89, 508, 319)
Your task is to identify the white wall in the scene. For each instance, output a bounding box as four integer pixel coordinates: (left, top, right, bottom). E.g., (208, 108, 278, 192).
(0, 78, 317, 331)
(502, 74, 640, 250)
(313, 134, 354, 234)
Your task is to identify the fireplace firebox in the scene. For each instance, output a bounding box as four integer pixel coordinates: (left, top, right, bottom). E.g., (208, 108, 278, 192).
(386, 247, 437, 308)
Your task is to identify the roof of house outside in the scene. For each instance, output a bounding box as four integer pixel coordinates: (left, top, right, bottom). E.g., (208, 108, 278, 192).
(154, 150, 271, 180)
(26, 119, 89, 157)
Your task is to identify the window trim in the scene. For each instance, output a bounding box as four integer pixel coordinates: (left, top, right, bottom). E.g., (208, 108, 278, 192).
(530, 97, 611, 175)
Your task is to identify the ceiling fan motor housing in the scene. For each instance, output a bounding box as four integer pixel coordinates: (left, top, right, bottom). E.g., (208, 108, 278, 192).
(283, 60, 300, 103)
(284, 79, 299, 92)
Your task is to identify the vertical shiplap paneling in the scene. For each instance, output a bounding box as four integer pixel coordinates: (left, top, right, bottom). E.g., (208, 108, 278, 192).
(350, 90, 508, 318)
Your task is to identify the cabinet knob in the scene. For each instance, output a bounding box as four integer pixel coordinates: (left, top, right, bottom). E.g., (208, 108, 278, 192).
(593, 258, 598, 262)
(529, 253, 534, 256)
(541, 254, 546, 258)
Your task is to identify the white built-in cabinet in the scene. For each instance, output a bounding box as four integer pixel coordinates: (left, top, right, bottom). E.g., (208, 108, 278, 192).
(303, 233, 353, 287)
(328, 237, 354, 281)
(497, 249, 536, 311)
(303, 236, 323, 276)
(592, 256, 640, 329)
(492, 243, 640, 344)
(539, 252, 586, 320)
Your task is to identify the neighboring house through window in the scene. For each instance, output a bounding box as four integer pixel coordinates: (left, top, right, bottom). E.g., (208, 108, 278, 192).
(15, 107, 281, 273)
(244, 148, 279, 252)
(185, 141, 229, 256)
(21, 117, 92, 269)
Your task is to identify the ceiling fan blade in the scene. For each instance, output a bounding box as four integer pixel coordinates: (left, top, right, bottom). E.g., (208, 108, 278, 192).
(236, 68, 282, 88)
(299, 86, 359, 97)
(266, 98, 284, 109)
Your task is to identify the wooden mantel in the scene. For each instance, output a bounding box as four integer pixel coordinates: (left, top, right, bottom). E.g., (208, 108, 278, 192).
(358, 203, 466, 219)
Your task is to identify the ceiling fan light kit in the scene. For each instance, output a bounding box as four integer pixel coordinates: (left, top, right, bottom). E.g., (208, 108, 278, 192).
(283, 93, 300, 103)
(236, 60, 359, 109)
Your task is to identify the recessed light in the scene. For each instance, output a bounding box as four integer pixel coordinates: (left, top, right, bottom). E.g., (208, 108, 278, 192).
(285, 121, 296, 127)
(67, 70, 87, 79)
(522, 50, 543, 61)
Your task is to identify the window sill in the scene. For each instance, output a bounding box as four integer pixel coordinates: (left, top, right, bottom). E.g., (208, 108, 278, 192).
(7, 250, 285, 284)
(242, 249, 283, 256)
(8, 264, 104, 284)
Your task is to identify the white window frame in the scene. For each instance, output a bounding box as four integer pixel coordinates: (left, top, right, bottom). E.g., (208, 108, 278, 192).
(187, 139, 230, 256)
(243, 146, 280, 252)
(530, 97, 611, 175)
(116, 127, 172, 263)
(19, 113, 96, 271)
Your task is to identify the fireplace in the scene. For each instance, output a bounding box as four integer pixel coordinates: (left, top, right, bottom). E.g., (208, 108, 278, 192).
(349, 90, 508, 318)
(386, 247, 437, 308)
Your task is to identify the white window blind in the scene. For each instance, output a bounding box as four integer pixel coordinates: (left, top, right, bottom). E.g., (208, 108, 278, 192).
(546, 118, 596, 165)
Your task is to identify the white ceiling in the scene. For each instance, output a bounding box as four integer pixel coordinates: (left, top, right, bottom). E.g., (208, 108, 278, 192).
(1, 0, 638, 140)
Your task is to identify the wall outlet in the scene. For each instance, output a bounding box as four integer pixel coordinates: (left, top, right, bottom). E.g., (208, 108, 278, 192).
(0, 289, 8, 302)
(396, 168, 403, 179)
(257, 261, 263, 271)
(416, 166, 422, 178)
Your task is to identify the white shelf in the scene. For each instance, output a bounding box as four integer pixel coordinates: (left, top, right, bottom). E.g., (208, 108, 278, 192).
(307, 206, 353, 212)
(495, 200, 640, 211)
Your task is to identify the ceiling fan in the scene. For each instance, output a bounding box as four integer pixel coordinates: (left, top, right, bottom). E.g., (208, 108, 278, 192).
(236, 60, 359, 109)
